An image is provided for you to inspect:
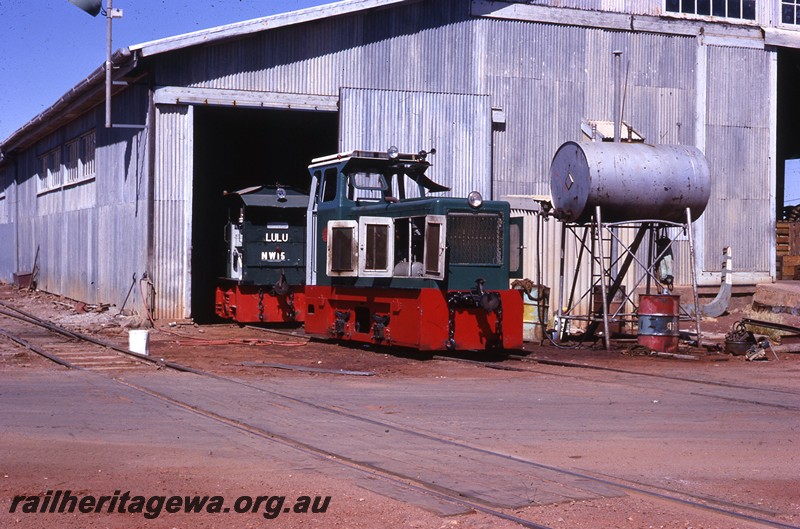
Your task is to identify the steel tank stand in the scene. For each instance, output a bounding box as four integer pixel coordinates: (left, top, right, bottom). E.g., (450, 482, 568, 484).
(554, 207, 702, 350)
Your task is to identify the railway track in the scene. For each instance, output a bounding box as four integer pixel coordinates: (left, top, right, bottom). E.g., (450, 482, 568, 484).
(433, 352, 800, 412)
(0, 301, 161, 372)
(0, 300, 555, 529)
(2, 299, 797, 529)
(119, 370, 796, 529)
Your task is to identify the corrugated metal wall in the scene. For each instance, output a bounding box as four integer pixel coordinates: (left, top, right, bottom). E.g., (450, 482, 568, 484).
(339, 88, 493, 197)
(485, 21, 697, 199)
(1, 88, 150, 309)
(94, 113, 150, 311)
(154, 1, 474, 96)
(530, 0, 661, 16)
(703, 45, 773, 274)
(153, 104, 194, 320)
(485, 17, 713, 312)
(0, 165, 15, 283)
(144, 1, 775, 316)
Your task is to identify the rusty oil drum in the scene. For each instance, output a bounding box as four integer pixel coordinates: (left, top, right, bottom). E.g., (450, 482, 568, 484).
(637, 294, 680, 353)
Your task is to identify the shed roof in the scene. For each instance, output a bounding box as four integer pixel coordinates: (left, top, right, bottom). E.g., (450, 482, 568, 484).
(131, 0, 415, 57)
(0, 0, 415, 161)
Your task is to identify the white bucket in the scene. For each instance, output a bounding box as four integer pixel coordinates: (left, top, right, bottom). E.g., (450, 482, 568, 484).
(128, 329, 150, 356)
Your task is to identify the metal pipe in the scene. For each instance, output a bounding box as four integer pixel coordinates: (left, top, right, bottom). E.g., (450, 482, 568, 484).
(612, 50, 623, 143)
(596, 206, 611, 350)
(556, 221, 567, 341)
(647, 226, 656, 294)
(105, 0, 113, 128)
(686, 207, 703, 340)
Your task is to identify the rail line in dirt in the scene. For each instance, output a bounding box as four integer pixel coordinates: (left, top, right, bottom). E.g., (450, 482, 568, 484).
(0, 302, 161, 372)
(0, 299, 554, 529)
(118, 369, 797, 529)
(1, 298, 797, 528)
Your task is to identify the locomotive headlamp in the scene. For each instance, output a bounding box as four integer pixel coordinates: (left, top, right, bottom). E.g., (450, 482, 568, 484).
(467, 191, 483, 209)
(387, 146, 400, 159)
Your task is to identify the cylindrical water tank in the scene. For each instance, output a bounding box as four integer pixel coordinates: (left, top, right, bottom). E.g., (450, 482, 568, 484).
(549, 141, 711, 223)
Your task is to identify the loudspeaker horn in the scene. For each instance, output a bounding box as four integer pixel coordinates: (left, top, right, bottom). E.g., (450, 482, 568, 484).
(68, 0, 103, 17)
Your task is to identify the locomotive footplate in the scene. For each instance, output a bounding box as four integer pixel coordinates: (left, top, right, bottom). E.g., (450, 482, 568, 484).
(215, 282, 306, 323)
(304, 286, 523, 351)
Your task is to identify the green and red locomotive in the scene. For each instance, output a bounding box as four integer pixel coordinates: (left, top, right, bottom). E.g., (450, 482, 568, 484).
(216, 148, 523, 352)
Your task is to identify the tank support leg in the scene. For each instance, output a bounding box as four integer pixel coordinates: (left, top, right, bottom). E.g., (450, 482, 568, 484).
(686, 207, 703, 341)
(596, 206, 612, 351)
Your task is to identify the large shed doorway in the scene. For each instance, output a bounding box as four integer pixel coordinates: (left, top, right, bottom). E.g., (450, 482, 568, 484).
(776, 47, 800, 279)
(191, 106, 337, 321)
(778, 47, 800, 216)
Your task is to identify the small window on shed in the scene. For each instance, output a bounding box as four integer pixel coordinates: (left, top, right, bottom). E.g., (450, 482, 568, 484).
(0, 172, 7, 223)
(37, 148, 62, 194)
(65, 140, 79, 183)
(80, 131, 96, 180)
(783, 0, 800, 24)
(63, 131, 96, 187)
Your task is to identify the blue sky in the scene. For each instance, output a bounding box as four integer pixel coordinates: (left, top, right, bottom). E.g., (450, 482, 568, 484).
(0, 0, 332, 141)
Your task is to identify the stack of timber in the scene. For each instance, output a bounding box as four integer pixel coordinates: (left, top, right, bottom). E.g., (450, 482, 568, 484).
(777, 221, 800, 279)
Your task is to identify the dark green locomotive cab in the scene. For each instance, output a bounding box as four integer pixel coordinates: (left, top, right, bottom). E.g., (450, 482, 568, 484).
(222, 185, 307, 287)
(306, 149, 512, 292)
(303, 148, 523, 351)
(215, 185, 308, 323)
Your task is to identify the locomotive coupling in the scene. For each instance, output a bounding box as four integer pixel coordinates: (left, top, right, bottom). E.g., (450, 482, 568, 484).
(272, 270, 290, 296)
(474, 278, 500, 313)
(444, 279, 501, 313)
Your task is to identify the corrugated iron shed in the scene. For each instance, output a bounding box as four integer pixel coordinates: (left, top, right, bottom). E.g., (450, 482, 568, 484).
(0, 0, 792, 320)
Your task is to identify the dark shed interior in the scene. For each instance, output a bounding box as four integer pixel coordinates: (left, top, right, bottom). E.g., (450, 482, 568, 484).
(191, 106, 337, 321)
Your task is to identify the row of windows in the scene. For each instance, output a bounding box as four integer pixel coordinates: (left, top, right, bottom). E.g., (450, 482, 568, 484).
(665, 0, 800, 24)
(510, 1, 797, 25)
(327, 216, 447, 279)
(507, 1, 790, 25)
(37, 131, 96, 194)
(665, 0, 756, 20)
(327, 213, 506, 280)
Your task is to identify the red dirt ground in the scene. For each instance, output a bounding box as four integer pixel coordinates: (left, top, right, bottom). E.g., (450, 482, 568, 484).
(1, 284, 798, 529)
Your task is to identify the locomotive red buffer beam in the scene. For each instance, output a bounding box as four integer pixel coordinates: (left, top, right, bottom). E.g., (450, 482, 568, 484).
(304, 287, 523, 351)
(215, 284, 306, 323)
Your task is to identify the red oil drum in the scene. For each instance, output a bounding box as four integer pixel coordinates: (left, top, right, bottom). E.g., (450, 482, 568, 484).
(637, 294, 680, 353)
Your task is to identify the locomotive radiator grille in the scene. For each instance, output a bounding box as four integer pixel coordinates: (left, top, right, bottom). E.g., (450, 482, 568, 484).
(447, 213, 503, 265)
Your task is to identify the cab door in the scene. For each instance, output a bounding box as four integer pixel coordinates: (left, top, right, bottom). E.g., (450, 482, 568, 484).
(422, 215, 446, 280)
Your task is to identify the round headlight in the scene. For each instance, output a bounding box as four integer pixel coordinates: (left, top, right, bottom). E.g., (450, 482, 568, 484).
(387, 146, 400, 159)
(467, 191, 483, 209)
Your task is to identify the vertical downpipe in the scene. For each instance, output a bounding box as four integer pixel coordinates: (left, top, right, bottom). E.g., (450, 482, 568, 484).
(612, 50, 623, 144)
(596, 206, 611, 351)
(105, 0, 113, 128)
(609, 51, 623, 286)
(146, 87, 156, 316)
